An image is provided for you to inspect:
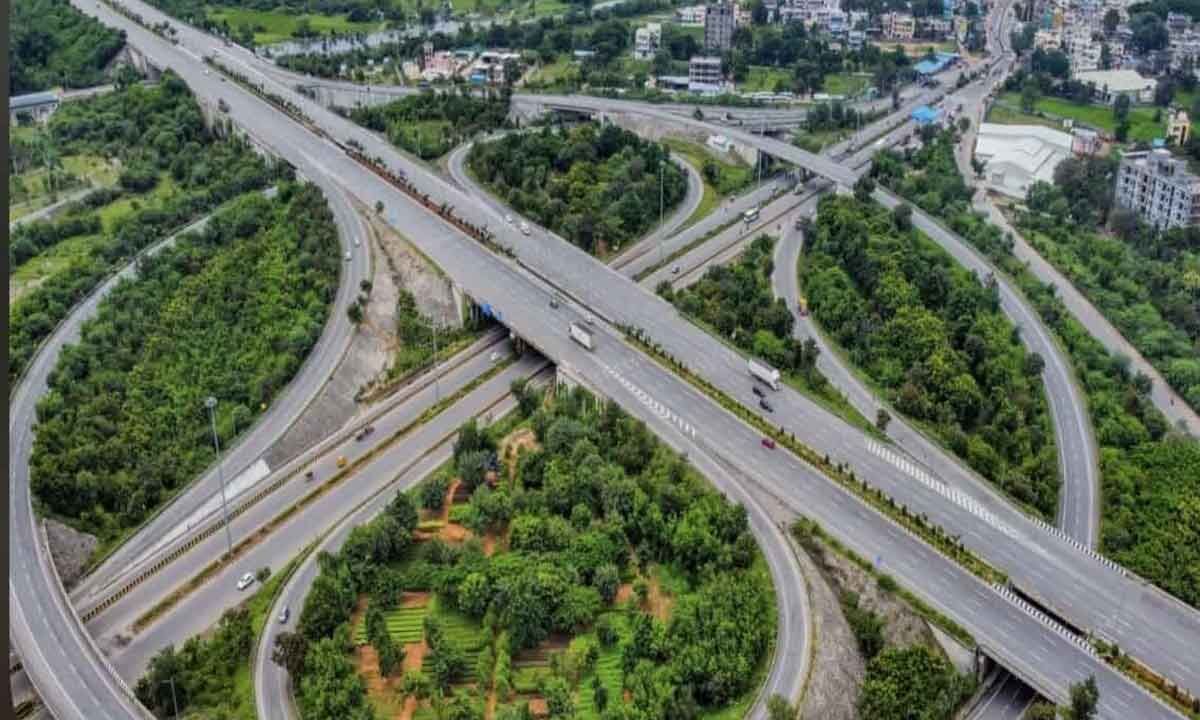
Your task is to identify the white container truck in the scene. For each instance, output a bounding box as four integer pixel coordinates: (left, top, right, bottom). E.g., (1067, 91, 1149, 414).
(569, 322, 595, 351)
(748, 357, 780, 390)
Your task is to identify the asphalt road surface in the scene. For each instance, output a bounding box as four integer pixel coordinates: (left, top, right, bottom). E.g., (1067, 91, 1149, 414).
(47, 2, 1200, 717)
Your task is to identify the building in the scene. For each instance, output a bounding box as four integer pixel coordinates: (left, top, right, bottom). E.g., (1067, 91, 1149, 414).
(1168, 108, 1191, 144)
(974, 122, 1074, 199)
(1072, 128, 1102, 156)
(1115, 149, 1200, 229)
(10, 91, 60, 124)
(914, 52, 959, 76)
(634, 23, 662, 60)
(881, 11, 916, 40)
(911, 105, 943, 125)
(676, 4, 707, 25)
(705, 1, 735, 51)
(689, 55, 724, 93)
(734, 2, 753, 26)
(1074, 68, 1157, 104)
(922, 17, 953, 39)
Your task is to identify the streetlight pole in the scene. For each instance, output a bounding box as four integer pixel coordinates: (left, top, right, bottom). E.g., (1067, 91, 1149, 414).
(205, 396, 235, 560)
(160, 677, 180, 719)
(657, 163, 665, 268)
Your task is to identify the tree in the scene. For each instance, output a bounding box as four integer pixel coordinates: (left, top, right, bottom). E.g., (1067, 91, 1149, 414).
(272, 633, 309, 676)
(1103, 8, 1120, 36)
(347, 303, 364, 324)
(854, 175, 876, 202)
(1025, 702, 1058, 719)
(876, 408, 892, 433)
(767, 694, 798, 720)
(1065, 676, 1099, 720)
(1021, 77, 1041, 113)
(375, 200, 384, 214)
(892, 203, 913, 231)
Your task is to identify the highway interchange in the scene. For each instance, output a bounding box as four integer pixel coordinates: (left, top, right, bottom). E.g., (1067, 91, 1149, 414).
(11, 0, 1200, 718)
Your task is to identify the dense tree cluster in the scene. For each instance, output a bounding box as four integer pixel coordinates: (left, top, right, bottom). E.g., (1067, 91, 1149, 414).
(802, 194, 1059, 516)
(858, 645, 974, 719)
(9, 75, 283, 383)
(1021, 171, 1200, 412)
(468, 123, 686, 254)
(10, 0, 125, 94)
(29, 183, 339, 548)
(879, 127, 1200, 610)
(347, 89, 511, 160)
(287, 388, 774, 719)
(659, 234, 840, 407)
(9, 213, 103, 271)
(135, 607, 254, 718)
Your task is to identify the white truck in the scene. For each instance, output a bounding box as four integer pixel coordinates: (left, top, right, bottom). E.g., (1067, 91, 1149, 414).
(569, 321, 595, 351)
(748, 357, 781, 391)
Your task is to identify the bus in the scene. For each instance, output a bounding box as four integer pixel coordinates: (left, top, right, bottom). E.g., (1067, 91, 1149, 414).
(743, 207, 760, 224)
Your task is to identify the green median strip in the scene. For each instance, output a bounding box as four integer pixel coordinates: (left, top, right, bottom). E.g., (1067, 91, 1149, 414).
(619, 325, 1008, 589)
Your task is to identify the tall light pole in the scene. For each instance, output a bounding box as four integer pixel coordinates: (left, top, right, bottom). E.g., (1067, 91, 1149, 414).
(205, 396, 235, 560)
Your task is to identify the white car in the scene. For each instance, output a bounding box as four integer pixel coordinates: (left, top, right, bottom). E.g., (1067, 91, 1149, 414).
(505, 214, 514, 224)
(489, 351, 500, 362)
(344, 251, 352, 262)
(237, 573, 255, 591)
(520, 222, 531, 236)
(278, 606, 290, 624)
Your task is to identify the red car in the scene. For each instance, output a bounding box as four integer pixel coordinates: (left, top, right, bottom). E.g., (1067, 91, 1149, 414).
(761, 437, 776, 449)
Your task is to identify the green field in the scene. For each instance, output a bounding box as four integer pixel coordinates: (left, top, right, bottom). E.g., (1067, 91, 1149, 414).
(206, 7, 384, 45)
(352, 604, 428, 645)
(97, 174, 177, 230)
(822, 72, 871, 97)
(527, 56, 579, 87)
(10, 232, 101, 305)
(992, 92, 1166, 142)
(9, 174, 176, 309)
(741, 65, 793, 93)
(9, 153, 121, 221)
(573, 612, 633, 719)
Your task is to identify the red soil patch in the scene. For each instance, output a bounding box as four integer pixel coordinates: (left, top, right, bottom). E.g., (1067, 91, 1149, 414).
(482, 530, 498, 557)
(438, 522, 469, 542)
(400, 591, 431, 608)
(646, 576, 673, 622)
(355, 643, 406, 718)
(528, 698, 549, 717)
(614, 583, 634, 604)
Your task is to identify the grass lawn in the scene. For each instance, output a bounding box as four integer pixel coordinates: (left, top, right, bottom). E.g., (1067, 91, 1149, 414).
(96, 174, 178, 231)
(741, 65, 792, 93)
(353, 603, 428, 645)
(822, 72, 871, 97)
(10, 232, 102, 306)
(661, 138, 754, 229)
(206, 6, 384, 45)
(984, 102, 1066, 131)
(9, 154, 121, 220)
(993, 92, 1166, 141)
(793, 127, 850, 153)
(526, 55, 580, 88)
(662, 137, 752, 195)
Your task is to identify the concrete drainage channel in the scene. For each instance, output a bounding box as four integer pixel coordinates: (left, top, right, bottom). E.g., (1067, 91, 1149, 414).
(77, 331, 511, 624)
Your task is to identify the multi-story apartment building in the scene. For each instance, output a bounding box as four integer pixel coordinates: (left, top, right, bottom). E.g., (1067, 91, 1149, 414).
(688, 55, 725, 92)
(676, 4, 707, 26)
(634, 23, 662, 60)
(705, 1, 735, 51)
(1168, 108, 1191, 145)
(881, 11, 916, 39)
(1115, 149, 1200, 230)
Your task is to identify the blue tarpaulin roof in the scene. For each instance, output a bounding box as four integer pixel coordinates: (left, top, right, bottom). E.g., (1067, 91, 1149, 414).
(914, 52, 959, 75)
(911, 105, 941, 124)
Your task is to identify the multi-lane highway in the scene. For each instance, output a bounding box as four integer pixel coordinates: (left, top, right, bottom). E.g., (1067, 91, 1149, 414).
(22, 0, 1200, 717)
